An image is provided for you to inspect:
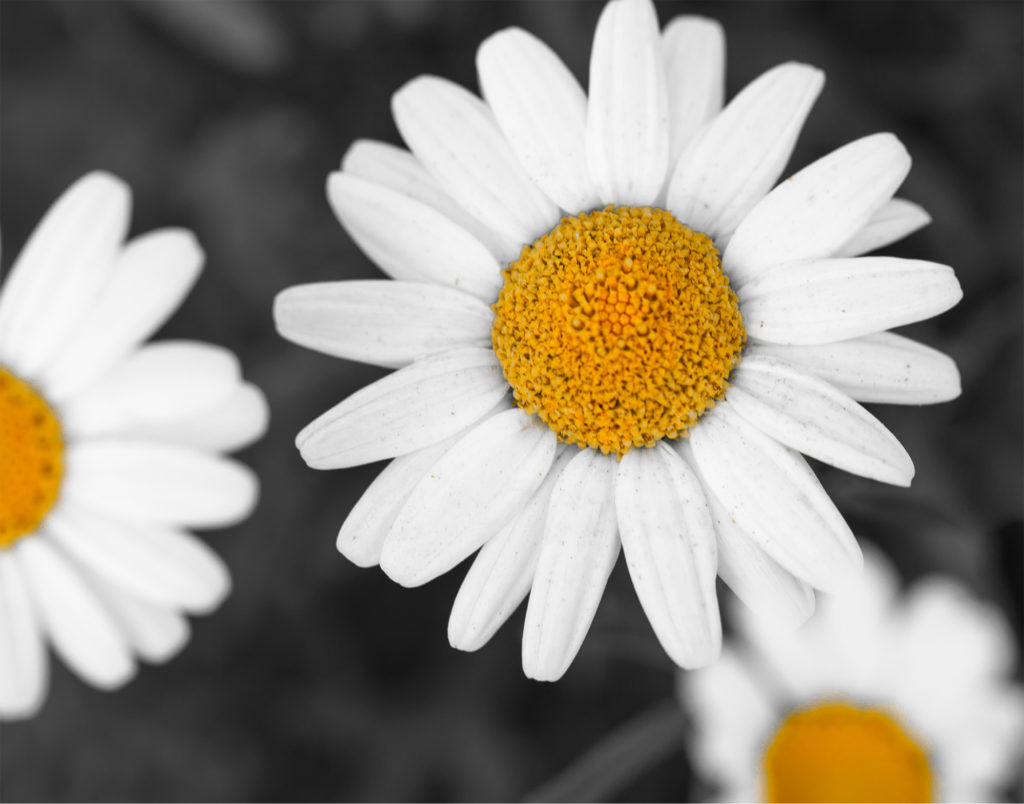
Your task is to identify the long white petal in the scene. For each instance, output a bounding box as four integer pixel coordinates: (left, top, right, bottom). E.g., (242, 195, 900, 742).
(0, 173, 131, 380)
(834, 198, 931, 258)
(449, 448, 574, 652)
(46, 502, 231, 615)
(327, 172, 503, 301)
(522, 449, 620, 681)
(0, 551, 48, 720)
(84, 578, 192, 664)
(341, 138, 505, 256)
(740, 256, 962, 345)
(296, 347, 507, 469)
(392, 75, 559, 261)
(676, 438, 815, 629)
(477, 28, 600, 212)
(42, 229, 204, 402)
(751, 333, 961, 404)
(64, 442, 258, 529)
(61, 341, 241, 439)
(586, 0, 669, 206)
(274, 280, 493, 369)
(115, 381, 269, 453)
(615, 443, 721, 668)
(727, 353, 914, 485)
(336, 427, 475, 568)
(662, 15, 725, 166)
(724, 133, 912, 287)
(15, 536, 136, 690)
(666, 63, 823, 242)
(688, 405, 862, 592)
(380, 408, 557, 587)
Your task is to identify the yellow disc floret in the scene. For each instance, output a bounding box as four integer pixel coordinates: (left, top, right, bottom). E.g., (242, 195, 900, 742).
(762, 701, 934, 803)
(491, 206, 745, 455)
(0, 367, 63, 549)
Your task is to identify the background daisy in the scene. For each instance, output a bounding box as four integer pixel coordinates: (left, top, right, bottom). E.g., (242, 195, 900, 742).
(0, 172, 268, 720)
(681, 548, 1024, 802)
(1, 1, 1019, 800)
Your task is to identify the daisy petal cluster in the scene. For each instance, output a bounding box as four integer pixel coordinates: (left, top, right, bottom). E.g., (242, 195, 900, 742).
(682, 548, 1024, 802)
(275, 0, 962, 680)
(0, 172, 268, 720)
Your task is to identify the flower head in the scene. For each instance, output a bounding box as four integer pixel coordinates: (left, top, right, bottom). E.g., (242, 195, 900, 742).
(0, 172, 268, 720)
(681, 549, 1024, 801)
(276, 0, 962, 680)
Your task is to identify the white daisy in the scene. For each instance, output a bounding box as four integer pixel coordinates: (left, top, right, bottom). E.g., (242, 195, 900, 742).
(274, 0, 963, 681)
(0, 172, 268, 720)
(681, 548, 1024, 802)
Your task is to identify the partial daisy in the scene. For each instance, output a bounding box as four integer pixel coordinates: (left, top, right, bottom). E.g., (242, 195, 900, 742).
(0, 172, 268, 720)
(681, 548, 1024, 802)
(274, 0, 962, 681)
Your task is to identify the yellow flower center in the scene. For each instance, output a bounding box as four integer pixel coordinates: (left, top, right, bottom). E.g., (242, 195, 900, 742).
(491, 206, 745, 455)
(0, 367, 64, 549)
(762, 701, 934, 803)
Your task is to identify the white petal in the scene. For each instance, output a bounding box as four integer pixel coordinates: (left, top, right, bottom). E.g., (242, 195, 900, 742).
(64, 441, 259, 529)
(666, 63, 823, 242)
(834, 197, 931, 258)
(15, 535, 136, 690)
(740, 256, 963, 345)
(274, 280, 493, 369)
(751, 332, 961, 405)
(727, 352, 914, 485)
(522, 449, 620, 681)
(327, 172, 503, 301)
(682, 647, 777, 792)
(477, 27, 600, 212)
(42, 229, 204, 402)
(116, 381, 269, 453)
(380, 408, 557, 587)
(336, 426, 477, 568)
(688, 405, 862, 592)
(586, 0, 669, 206)
(677, 439, 815, 629)
(341, 138, 505, 256)
(392, 75, 559, 261)
(0, 551, 48, 721)
(296, 347, 507, 469)
(724, 133, 912, 287)
(85, 578, 192, 664)
(46, 502, 231, 615)
(0, 172, 131, 380)
(448, 448, 574, 652)
(662, 16, 725, 166)
(615, 443, 721, 668)
(62, 341, 241, 439)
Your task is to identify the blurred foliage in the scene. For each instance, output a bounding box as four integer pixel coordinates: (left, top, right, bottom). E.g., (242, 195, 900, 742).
(0, 1, 1021, 801)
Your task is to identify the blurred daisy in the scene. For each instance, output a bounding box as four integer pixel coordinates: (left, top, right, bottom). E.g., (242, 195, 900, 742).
(275, 0, 962, 680)
(681, 549, 1024, 802)
(0, 172, 268, 720)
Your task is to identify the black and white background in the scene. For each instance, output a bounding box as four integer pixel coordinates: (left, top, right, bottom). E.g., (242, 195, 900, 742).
(0, 1, 1021, 801)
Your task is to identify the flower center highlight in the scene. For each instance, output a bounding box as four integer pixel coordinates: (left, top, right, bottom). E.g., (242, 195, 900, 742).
(762, 700, 933, 803)
(0, 367, 64, 549)
(491, 206, 745, 455)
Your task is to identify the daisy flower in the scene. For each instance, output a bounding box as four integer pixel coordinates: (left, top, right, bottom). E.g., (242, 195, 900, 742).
(0, 172, 268, 720)
(681, 548, 1024, 802)
(274, 0, 963, 681)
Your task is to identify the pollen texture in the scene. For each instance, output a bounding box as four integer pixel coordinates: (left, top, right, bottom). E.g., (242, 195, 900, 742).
(0, 367, 63, 549)
(762, 701, 933, 803)
(491, 206, 745, 455)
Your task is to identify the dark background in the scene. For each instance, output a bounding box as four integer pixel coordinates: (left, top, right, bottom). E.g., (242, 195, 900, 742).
(0, 1, 1021, 801)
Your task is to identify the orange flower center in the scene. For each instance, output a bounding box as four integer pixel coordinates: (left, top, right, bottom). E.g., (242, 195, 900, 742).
(0, 367, 64, 549)
(762, 700, 934, 802)
(491, 206, 745, 455)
